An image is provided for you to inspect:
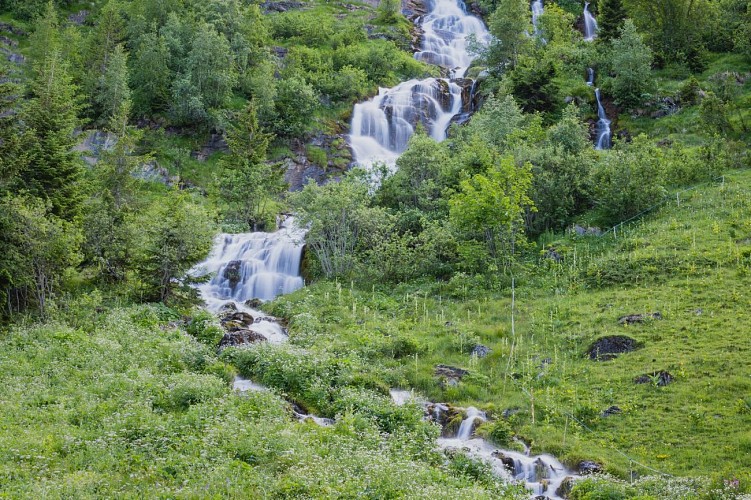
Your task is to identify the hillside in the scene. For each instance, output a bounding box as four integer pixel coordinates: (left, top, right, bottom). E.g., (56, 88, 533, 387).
(1, 0, 751, 498)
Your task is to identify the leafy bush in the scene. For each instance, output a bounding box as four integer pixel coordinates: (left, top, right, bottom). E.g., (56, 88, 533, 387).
(185, 309, 224, 346)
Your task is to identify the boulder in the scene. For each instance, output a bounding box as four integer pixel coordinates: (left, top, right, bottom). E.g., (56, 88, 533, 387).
(586, 335, 640, 361)
(634, 370, 673, 386)
(435, 364, 469, 387)
(244, 298, 264, 309)
(222, 260, 243, 288)
(471, 344, 491, 358)
(601, 405, 622, 417)
(220, 311, 255, 330)
(219, 302, 238, 313)
(578, 460, 603, 475)
(491, 450, 517, 473)
(218, 329, 267, 350)
(618, 312, 662, 325)
(556, 476, 576, 498)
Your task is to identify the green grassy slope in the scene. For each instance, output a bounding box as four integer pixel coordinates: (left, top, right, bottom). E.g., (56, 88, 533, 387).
(263, 169, 751, 488)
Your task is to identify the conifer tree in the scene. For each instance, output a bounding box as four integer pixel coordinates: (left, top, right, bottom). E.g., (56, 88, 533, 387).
(21, 49, 83, 222)
(598, 0, 628, 43)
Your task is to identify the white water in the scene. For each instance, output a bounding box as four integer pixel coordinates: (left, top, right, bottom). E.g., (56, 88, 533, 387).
(233, 376, 267, 392)
(192, 216, 305, 343)
(531, 0, 544, 36)
(583, 2, 598, 41)
(586, 67, 595, 86)
(594, 88, 611, 149)
(349, 0, 490, 169)
(390, 390, 579, 499)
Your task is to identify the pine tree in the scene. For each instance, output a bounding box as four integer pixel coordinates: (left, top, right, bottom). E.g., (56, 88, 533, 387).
(96, 44, 132, 130)
(21, 49, 84, 222)
(598, 0, 628, 43)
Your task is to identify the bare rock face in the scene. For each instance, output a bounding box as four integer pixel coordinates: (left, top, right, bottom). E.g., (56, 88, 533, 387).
(578, 460, 603, 475)
(587, 335, 640, 361)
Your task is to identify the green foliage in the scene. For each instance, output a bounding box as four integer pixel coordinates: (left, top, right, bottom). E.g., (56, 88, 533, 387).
(508, 55, 560, 115)
(607, 20, 655, 110)
(376, 0, 402, 24)
(486, 0, 532, 71)
(591, 135, 667, 223)
(20, 48, 83, 222)
(0, 196, 82, 317)
(273, 76, 319, 138)
(597, 0, 628, 43)
(449, 155, 535, 267)
(136, 192, 214, 302)
(218, 101, 285, 230)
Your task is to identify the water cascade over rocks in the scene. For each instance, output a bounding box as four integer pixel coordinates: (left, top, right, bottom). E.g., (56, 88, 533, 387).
(349, 0, 490, 169)
(594, 88, 612, 149)
(391, 391, 580, 498)
(192, 216, 305, 344)
(582, 2, 598, 41)
(531, 0, 544, 36)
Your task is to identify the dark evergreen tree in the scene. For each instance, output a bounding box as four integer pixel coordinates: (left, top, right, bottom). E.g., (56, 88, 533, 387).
(598, 0, 628, 43)
(20, 49, 84, 222)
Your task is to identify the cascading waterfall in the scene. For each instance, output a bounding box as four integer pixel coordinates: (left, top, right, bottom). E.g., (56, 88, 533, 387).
(392, 392, 580, 498)
(586, 67, 595, 86)
(349, 0, 490, 169)
(192, 216, 305, 343)
(531, 0, 544, 37)
(594, 88, 611, 149)
(583, 2, 598, 41)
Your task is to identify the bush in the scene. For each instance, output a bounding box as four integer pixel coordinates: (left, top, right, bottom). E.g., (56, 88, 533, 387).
(186, 309, 224, 346)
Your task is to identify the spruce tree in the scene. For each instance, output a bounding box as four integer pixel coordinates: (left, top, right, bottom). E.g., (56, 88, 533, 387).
(21, 49, 84, 222)
(598, 0, 628, 43)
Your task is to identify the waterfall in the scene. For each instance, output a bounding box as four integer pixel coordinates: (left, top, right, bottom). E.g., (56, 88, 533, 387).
(594, 88, 611, 149)
(191, 216, 305, 343)
(586, 67, 595, 86)
(349, 0, 490, 169)
(456, 407, 486, 440)
(531, 0, 544, 36)
(436, 408, 579, 499)
(583, 2, 598, 41)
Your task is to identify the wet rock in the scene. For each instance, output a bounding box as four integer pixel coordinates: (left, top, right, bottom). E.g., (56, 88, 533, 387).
(491, 450, 517, 472)
(191, 132, 228, 162)
(578, 460, 603, 475)
(219, 302, 238, 313)
(634, 370, 673, 386)
(220, 311, 255, 330)
(135, 160, 171, 184)
(587, 335, 640, 361)
(556, 476, 576, 498)
(618, 312, 662, 325)
(602, 405, 622, 417)
(260, 0, 303, 12)
(0, 36, 17, 48)
(222, 261, 243, 288)
(74, 129, 117, 165)
(218, 329, 267, 350)
(501, 407, 520, 419)
(471, 344, 491, 358)
(244, 298, 264, 309)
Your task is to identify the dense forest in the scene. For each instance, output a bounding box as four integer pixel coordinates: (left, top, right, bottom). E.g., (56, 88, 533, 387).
(0, 0, 750, 497)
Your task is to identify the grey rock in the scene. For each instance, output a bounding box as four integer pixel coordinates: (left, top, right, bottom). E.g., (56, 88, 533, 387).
(578, 460, 603, 475)
(634, 370, 673, 386)
(471, 344, 491, 358)
(618, 312, 662, 325)
(218, 329, 267, 350)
